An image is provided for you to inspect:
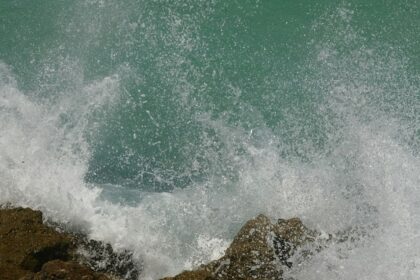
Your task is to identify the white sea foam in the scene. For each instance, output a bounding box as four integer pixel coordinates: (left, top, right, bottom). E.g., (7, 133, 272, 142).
(1, 55, 419, 279)
(1, 4, 419, 280)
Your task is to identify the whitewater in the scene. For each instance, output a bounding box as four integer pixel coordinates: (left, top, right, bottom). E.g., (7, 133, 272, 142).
(1, 2, 419, 279)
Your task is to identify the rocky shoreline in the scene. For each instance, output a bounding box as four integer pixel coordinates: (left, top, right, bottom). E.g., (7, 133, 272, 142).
(0, 206, 140, 280)
(1, 206, 329, 280)
(161, 215, 320, 280)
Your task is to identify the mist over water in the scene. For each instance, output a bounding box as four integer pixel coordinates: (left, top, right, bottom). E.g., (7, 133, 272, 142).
(1, 1, 419, 279)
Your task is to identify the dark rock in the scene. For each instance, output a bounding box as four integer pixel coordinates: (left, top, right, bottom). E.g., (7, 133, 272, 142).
(75, 237, 141, 280)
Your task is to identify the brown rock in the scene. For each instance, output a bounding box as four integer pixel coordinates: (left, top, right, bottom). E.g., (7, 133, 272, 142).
(160, 267, 215, 280)
(32, 260, 110, 280)
(0, 207, 72, 280)
(162, 214, 316, 280)
(0, 262, 32, 280)
(0, 207, 114, 280)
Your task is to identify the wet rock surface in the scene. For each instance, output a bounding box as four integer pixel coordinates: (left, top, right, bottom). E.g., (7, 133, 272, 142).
(0, 207, 140, 280)
(1, 207, 323, 280)
(76, 237, 140, 279)
(161, 214, 317, 280)
(22, 260, 111, 280)
(0, 207, 73, 279)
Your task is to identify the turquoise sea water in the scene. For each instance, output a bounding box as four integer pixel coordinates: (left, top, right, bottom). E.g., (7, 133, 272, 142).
(1, 1, 419, 279)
